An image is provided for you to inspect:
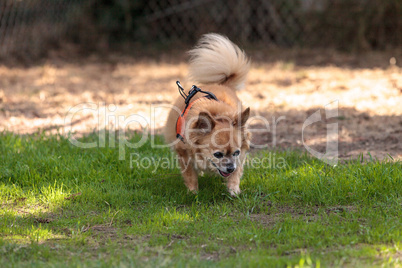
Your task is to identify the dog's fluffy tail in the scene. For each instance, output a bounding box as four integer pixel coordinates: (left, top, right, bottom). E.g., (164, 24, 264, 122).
(188, 33, 250, 91)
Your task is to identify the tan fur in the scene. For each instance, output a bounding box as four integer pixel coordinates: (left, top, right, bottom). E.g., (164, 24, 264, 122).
(164, 33, 251, 195)
(188, 33, 250, 90)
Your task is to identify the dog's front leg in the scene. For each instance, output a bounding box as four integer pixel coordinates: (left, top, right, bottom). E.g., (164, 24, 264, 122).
(177, 148, 198, 193)
(226, 167, 243, 196)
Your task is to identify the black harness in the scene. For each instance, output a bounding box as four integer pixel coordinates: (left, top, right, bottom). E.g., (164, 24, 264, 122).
(175, 81, 218, 143)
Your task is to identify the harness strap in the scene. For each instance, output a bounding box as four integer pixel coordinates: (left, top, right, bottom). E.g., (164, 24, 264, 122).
(175, 97, 203, 142)
(175, 81, 218, 143)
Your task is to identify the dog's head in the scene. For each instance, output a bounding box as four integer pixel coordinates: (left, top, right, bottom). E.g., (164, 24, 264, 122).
(188, 107, 251, 177)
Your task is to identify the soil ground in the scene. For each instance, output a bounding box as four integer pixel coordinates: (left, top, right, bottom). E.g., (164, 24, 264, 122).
(0, 49, 401, 160)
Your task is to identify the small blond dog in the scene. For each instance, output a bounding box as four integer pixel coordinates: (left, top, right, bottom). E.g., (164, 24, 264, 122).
(164, 33, 251, 195)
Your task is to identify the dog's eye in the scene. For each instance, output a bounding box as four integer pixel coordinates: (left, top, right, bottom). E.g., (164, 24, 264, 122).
(213, 152, 224, 159)
(233, 150, 240, 157)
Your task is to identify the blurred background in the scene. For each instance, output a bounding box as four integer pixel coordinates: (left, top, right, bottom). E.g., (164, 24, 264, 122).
(0, 0, 401, 160)
(1, 0, 401, 59)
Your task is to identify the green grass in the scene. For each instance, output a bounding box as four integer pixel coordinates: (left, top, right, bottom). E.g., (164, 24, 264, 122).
(0, 132, 401, 267)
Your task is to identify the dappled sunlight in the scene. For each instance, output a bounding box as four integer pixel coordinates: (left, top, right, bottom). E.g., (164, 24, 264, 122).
(1, 0, 401, 264)
(39, 184, 69, 209)
(1, 54, 400, 134)
(1, 183, 69, 219)
(152, 207, 198, 229)
(0, 131, 401, 265)
(0, 52, 401, 160)
(242, 62, 401, 116)
(1, 205, 68, 245)
(1, 225, 66, 245)
(1, 183, 84, 246)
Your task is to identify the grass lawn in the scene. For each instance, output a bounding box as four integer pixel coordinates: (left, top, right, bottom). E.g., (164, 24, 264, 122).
(0, 132, 401, 267)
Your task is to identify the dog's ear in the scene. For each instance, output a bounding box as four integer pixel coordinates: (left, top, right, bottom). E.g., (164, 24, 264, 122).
(194, 112, 215, 133)
(234, 107, 250, 127)
(241, 107, 250, 126)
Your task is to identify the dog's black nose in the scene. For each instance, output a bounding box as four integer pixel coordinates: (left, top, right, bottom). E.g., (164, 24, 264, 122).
(226, 164, 235, 173)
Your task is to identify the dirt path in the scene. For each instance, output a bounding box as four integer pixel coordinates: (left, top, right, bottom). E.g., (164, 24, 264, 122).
(0, 50, 401, 160)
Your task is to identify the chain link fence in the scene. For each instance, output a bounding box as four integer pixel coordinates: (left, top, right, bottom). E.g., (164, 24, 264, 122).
(1, 0, 401, 60)
(142, 0, 304, 46)
(0, 0, 83, 60)
(141, 0, 401, 49)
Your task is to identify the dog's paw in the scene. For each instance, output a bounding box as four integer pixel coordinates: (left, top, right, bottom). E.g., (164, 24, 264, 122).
(228, 186, 241, 196)
(186, 185, 199, 194)
(187, 189, 198, 195)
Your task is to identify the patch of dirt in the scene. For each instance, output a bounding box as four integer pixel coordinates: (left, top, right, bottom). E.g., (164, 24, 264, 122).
(200, 252, 220, 261)
(83, 224, 117, 234)
(248, 205, 357, 226)
(34, 217, 53, 224)
(64, 192, 82, 200)
(1, 197, 27, 209)
(0, 50, 401, 160)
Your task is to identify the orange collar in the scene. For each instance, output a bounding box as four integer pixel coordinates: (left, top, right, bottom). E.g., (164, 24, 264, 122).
(176, 96, 214, 143)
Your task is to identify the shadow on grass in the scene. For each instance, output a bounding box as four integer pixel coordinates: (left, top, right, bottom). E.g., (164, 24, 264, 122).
(1, 131, 401, 266)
